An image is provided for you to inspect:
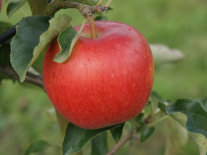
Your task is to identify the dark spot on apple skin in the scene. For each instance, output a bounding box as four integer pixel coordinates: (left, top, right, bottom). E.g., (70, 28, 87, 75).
(128, 28, 132, 31)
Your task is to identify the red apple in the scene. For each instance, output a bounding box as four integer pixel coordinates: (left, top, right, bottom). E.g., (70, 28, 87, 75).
(43, 21, 154, 129)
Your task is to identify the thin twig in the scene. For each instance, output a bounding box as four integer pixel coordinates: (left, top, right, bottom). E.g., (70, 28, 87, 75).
(46, 1, 107, 16)
(0, 64, 44, 89)
(106, 131, 134, 155)
(56, 1, 107, 12)
(91, 5, 107, 14)
(78, 4, 98, 39)
(0, 2, 108, 43)
(54, 1, 79, 9)
(147, 115, 170, 128)
(144, 115, 153, 124)
(105, 0, 112, 7)
(96, 0, 102, 6)
(0, 26, 16, 44)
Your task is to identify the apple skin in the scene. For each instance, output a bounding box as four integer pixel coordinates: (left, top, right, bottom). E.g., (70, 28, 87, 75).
(43, 21, 154, 129)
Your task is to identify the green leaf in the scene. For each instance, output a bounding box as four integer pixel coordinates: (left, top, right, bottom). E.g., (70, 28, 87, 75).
(191, 132, 207, 155)
(24, 140, 50, 155)
(32, 50, 45, 73)
(131, 113, 145, 130)
(53, 26, 77, 63)
(200, 100, 207, 112)
(135, 113, 144, 121)
(158, 102, 167, 112)
(91, 132, 108, 155)
(32, 14, 72, 73)
(10, 14, 72, 82)
(167, 98, 207, 139)
(150, 91, 163, 102)
(164, 118, 189, 155)
(10, 16, 50, 81)
(94, 15, 108, 21)
(6, 0, 26, 17)
(150, 91, 165, 114)
(169, 112, 207, 155)
(62, 123, 123, 155)
(110, 123, 125, 142)
(140, 126, 155, 142)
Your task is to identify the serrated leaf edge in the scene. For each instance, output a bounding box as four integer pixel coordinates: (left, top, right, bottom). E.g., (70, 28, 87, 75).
(11, 14, 72, 82)
(63, 123, 124, 155)
(23, 14, 72, 81)
(54, 19, 86, 63)
(167, 99, 207, 139)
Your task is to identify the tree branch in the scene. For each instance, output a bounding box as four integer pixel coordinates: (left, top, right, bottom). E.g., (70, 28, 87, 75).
(78, 4, 107, 17)
(0, 2, 108, 44)
(106, 131, 134, 155)
(0, 64, 44, 89)
(45, 1, 107, 17)
(0, 26, 16, 44)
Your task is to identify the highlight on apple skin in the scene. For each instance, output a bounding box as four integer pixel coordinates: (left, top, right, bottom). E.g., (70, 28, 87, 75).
(43, 21, 154, 129)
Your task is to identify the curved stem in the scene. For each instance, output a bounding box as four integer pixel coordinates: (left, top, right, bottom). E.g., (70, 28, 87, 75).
(0, 3, 107, 43)
(0, 26, 16, 44)
(147, 115, 170, 128)
(96, 0, 102, 6)
(105, 0, 112, 7)
(106, 131, 134, 155)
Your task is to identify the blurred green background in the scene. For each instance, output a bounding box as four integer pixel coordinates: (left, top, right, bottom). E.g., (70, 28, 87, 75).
(0, 0, 207, 154)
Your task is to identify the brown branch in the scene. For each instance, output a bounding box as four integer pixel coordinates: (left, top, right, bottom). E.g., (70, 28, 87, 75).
(144, 115, 153, 124)
(54, 1, 79, 9)
(46, 1, 107, 17)
(25, 72, 44, 89)
(78, 4, 105, 39)
(106, 112, 157, 154)
(106, 131, 134, 155)
(56, 1, 108, 12)
(79, 4, 107, 17)
(0, 64, 44, 89)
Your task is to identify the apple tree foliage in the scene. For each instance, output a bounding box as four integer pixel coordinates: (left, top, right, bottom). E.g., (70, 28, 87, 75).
(0, 0, 207, 155)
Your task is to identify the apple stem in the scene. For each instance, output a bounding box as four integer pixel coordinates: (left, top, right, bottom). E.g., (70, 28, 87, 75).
(106, 130, 134, 155)
(78, 4, 97, 39)
(87, 15, 96, 39)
